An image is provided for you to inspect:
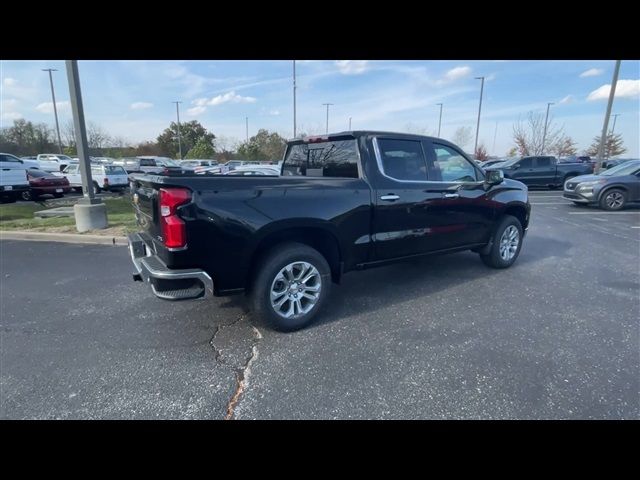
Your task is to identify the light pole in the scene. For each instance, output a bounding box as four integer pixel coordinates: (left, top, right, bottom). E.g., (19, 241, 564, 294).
(474, 76, 485, 155)
(172, 101, 182, 159)
(322, 103, 333, 134)
(349, 117, 352, 130)
(42, 68, 63, 154)
(245, 116, 249, 142)
(610, 113, 621, 135)
(596, 60, 622, 170)
(436, 103, 443, 138)
(293, 60, 297, 138)
(542, 102, 554, 154)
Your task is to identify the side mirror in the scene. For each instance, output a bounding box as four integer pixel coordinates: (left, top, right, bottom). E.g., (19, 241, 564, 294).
(485, 169, 504, 186)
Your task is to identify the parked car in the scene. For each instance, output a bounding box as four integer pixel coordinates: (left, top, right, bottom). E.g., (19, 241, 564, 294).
(224, 160, 260, 171)
(224, 165, 281, 176)
(22, 168, 71, 201)
(563, 160, 640, 210)
(485, 155, 593, 188)
(36, 153, 74, 172)
(20, 156, 41, 169)
(91, 157, 115, 165)
(179, 159, 218, 171)
(480, 159, 509, 169)
(111, 157, 141, 173)
(61, 164, 129, 193)
(127, 131, 530, 331)
(0, 153, 29, 203)
(559, 155, 593, 165)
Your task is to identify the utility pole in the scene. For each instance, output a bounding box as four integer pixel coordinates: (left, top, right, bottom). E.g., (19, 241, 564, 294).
(349, 117, 352, 130)
(66, 60, 107, 232)
(474, 76, 485, 155)
(172, 101, 183, 160)
(245, 116, 249, 142)
(610, 113, 621, 135)
(542, 102, 554, 154)
(322, 103, 333, 134)
(293, 60, 297, 138)
(436, 103, 443, 138)
(42, 68, 63, 154)
(596, 60, 622, 171)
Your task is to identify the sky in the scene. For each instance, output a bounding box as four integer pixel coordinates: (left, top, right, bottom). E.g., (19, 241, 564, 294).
(1, 60, 639, 157)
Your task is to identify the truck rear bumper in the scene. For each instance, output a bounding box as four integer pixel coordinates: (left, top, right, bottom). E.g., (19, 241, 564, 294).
(128, 232, 214, 300)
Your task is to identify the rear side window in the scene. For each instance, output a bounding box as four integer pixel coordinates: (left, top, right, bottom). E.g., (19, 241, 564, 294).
(283, 140, 359, 178)
(536, 157, 552, 167)
(139, 159, 155, 166)
(0, 154, 22, 163)
(376, 138, 428, 181)
(518, 158, 534, 168)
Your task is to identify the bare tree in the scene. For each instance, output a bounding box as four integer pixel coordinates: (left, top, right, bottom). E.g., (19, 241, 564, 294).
(512, 112, 563, 156)
(475, 143, 489, 161)
(551, 135, 578, 159)
(452, 126, 473, 148)
(62, 119, 76, 149)
(87, 122, 111, 150)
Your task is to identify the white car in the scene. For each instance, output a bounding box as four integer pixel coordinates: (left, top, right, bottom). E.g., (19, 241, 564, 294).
(0, 153, 30, 203)
(224, 165, 281, 176)
(62, 164, 129, 193)
(179, 159, 218, 171)
(36, 153, 74, 172)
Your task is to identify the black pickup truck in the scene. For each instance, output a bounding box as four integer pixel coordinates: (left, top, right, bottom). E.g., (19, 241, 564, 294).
(128, 131, 531, 330)
(485, 155, 593, 188)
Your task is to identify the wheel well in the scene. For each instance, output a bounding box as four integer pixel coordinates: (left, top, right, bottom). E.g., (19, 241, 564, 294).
(503, 205, 528, 229)
(598, 185, 628, 201)
(248, 227, 342, 286)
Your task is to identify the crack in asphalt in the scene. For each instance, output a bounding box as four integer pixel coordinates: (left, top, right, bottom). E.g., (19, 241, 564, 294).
(209, 315, 245, 364)
(224, 326, 262, 420)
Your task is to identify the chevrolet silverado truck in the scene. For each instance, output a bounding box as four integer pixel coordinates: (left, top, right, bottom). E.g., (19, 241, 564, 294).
(484, 155, 593, 188)
(128, 131, 531, 330)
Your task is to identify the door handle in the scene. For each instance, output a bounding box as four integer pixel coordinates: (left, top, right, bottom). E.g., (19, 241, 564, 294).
(443, 193, 459, 199)
(380, 194, 400, 201)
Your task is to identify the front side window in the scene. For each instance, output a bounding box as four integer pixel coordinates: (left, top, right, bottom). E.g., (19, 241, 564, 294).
(64, 165, 79, 174)
(0, 154, 21, 163)
(139, 159, 155, 166)
(430, 144, 477, 182)
(104, 166, 126, 175)
(518, 158, 534, 168)
(283, 139, 359, 178)
(376, 138, 427, 181)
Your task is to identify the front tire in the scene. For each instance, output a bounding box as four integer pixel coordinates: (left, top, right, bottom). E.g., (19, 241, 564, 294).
(480, 215, 523, 269)
(21, 190, 33, 201)
(600, 188, 626, 211)
(251, 242, 331, 331)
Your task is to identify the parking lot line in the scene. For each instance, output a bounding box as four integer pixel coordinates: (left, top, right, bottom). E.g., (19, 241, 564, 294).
(568, 211, 640, 215)
(631, 226, 640, 229)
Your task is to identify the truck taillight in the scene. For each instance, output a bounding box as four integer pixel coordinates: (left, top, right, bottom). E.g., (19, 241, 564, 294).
(159, 188, 191, 248)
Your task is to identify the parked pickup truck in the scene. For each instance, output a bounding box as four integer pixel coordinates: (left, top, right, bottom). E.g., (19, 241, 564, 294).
(128, 131, 531, 330)
(485, 155, 593, 188)
(36, 154, 75, 172)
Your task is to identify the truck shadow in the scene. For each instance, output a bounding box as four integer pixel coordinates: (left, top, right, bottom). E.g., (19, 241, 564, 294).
(216, 235, 572, 331)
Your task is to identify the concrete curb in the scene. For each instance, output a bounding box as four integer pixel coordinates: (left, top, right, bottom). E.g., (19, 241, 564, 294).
(0, 230, 128, 246)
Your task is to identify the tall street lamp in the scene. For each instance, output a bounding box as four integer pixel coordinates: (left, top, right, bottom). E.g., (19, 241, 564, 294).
(542, 102, 554, 154)
(322, 103, 333, 134)
(42, 68, 64, 154)
(474, 76, 485, 155)
(596, 60, 622, 170)
(293, 60, 297, 138)
(610, 113, 621, 135)
(172, 101, 182, 159)
(436, 103, 443, 138)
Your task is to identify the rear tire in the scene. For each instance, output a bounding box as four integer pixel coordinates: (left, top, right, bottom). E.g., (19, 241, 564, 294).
(250, 242, 331, 331)
(480, 215, 523, 269)
(21, 190, 33, 201)
(599, 188, 626, 211)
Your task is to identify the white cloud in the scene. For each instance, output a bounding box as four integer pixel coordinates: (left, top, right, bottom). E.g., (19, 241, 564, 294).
(130, 101, 154, 110)
(3, 77, 17, 87)
(2, 111, 24, 120)
(442, 66, 472, 82)
(35, 101, 70, 114)
(580, 68, 603, 78)
(188, 91, 257, 115)
(335, 60, 369, 75)
(269, 109, 280, 116)
(587, 79, 640, 101)
(559, 95, 575, 104)
(186, 106, 206, 116)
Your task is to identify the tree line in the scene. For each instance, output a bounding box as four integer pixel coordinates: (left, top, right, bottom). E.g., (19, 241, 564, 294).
(1, 114, 627, 161)
(0, 119, 288, 162)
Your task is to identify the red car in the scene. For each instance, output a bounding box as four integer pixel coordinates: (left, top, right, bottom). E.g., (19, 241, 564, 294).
(22, 169, 71, 201)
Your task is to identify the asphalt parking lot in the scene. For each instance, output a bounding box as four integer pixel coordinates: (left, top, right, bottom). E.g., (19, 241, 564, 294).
(1, 190, 638, 419)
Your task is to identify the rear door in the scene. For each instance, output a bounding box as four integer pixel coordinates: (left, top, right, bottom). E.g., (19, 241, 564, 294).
(533, 156, 557, 185)
(62, 164, 81, 186)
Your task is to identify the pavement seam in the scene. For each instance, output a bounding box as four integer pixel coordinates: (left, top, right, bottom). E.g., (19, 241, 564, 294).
(224, 326, 262, 420)
(0, 230, 128, 246)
